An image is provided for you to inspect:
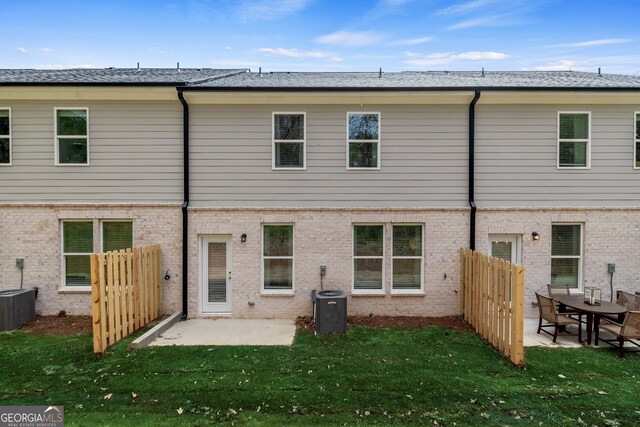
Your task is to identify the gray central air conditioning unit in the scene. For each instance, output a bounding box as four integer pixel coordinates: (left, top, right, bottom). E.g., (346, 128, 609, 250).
(0, 288, 36, 331)
(314, 289, 347, 334)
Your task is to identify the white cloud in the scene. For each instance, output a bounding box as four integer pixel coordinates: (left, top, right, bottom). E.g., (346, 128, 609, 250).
(387, 36, 432, 46)
(403, 51, 420, 57)
(569, 38, 632, 48)
(315, 30, 383, 47)
(533, 60, 575, 71)
(436, 0, 491, 15)
(41, 47, 52, 52)
(16, 47, 27, 53)
(260, 47, 343, 62)
(404, 51, 508, 66)
(447, 16, 501, 30)
(239, 0, 313, 21)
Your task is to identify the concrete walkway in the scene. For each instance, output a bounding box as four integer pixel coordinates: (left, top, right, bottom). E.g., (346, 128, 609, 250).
(149, 318, 296, 346)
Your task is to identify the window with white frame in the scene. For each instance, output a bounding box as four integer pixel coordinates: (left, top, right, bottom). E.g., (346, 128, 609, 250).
(353, 225, 384, 291)
(635, 112, 640, 168)
(558, 112, 590, 168)
(347, 112, 380, 169)
(62, 221, 93, 287)
(56, 108, 88, 165)
(102, 221, 133, 252)
(263, 225, 294, 291)
(0, 108, 10, 165)
(273, 113, 305, 169)
(392, 225, 423, 291)
(551, 224, 582, 289)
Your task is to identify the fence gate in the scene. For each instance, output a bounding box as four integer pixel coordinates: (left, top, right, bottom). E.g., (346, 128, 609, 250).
(460, 248, 525, 365)
(90, 244, 162, 353)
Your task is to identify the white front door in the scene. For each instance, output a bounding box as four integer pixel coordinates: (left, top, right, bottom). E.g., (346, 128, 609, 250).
(488, 234, 521, 264)
(201, 235, 232, 314)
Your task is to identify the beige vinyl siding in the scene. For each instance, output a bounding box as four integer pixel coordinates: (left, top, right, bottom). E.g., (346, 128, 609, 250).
(475, 104, 640, 207)
(190, 104, 468, 208)
(0, 101, 182, 202)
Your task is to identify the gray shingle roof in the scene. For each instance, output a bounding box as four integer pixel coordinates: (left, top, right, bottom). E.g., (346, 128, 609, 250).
(0, 68, 247, 85)
(190, 70, 640, 89)
(1, 68, 640, 89)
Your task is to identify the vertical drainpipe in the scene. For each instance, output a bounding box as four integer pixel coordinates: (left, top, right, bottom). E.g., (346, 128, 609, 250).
(469, 89, 481, 250)
(177, 88, 190, 319)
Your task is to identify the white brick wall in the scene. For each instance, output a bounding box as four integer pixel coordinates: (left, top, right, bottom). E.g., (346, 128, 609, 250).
(188, 209, 468, 319)
(0, 205, 183, 315)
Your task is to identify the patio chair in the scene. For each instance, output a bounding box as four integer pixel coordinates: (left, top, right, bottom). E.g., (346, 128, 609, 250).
(536, 292, 582, 343)
(595, 311, 640, 357)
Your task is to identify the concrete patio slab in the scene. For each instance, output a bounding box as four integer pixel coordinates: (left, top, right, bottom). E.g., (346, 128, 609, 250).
(149, 318, 296, 346)
(523, 318, 583, 348)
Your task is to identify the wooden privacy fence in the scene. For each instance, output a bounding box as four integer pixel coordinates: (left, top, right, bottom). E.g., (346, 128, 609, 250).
(460, 248, 525, 365)
(90, 244, 162, 354)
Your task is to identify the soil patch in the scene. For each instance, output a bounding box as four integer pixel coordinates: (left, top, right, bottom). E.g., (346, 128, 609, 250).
(296, 315, 473, 332)
(21, 314, 92, 336)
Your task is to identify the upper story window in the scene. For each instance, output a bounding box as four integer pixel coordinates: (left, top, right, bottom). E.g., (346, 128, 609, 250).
(55, 108, 89, 165)
(558, 112, 590, 169)
(0, 108, 10, 165)
(273, 113, 305, 170)
(262, 224, 294, 292)
(634, 112, 640, 169)
(347, 112, 380, 169)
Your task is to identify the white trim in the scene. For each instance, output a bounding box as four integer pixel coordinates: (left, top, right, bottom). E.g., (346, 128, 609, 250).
(557, 111, 591, 169)
(54, 107, 90, 166)
(272, 112, 306, 171)
(100, 220, 134, 252)
(352, 223, 385, 293)
(488, 234, 522, 264)
(391, 224, 424, 292)
(200, 235, 233, 314)
(634, 111, 640, 170)
(60, 220, 94, 289)
(261, 223, 295, 294)
(0, 107, 11, 166)
(346, 111, 381, 170)
(550, 223, 583, 290)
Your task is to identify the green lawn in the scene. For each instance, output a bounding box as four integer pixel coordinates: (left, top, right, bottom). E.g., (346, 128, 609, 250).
(1, 325, 639, 426)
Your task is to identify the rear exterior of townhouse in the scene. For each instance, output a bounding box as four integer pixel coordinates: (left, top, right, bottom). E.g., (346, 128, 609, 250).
(1, 69, 639, 319)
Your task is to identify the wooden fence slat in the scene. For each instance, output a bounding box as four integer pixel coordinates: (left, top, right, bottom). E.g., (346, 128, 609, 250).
(119, 250, 128, 339)
(90, 254, 102, 354)
(127, 248, 134, 335)
(106, 252, 115, 346)
(113, 251, 122, 342)
(98, 253, 108, 353)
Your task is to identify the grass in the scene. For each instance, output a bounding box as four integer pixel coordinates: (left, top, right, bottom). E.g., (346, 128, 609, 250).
(0, 326, 639, 426)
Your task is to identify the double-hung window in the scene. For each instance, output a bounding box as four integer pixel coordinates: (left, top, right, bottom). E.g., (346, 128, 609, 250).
(392, 225, 423, 292)
(55, 108, 89, 165)
(62, 221, 93, 287)
(353, 225, 384, 292)
(263, 224, 294, 291)
(273, 113, 305, 169)
(550, 224, 582, 289)
(0, 108, 10, 165)
(558, 112, 590, 168)
(634, 112, 640, 169)
(347, 112, 380, 169)
(102, 221, 133, 252)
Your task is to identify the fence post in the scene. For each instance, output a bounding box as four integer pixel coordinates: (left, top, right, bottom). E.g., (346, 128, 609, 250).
(510, 265, 525, 365)
(90, 254, 102, 353)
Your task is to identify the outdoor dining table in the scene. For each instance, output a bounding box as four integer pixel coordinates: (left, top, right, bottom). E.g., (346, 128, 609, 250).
(557, 296, 627, 345)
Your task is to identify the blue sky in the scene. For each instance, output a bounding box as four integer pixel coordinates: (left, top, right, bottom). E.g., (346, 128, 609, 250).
(2, 0, 639, 74)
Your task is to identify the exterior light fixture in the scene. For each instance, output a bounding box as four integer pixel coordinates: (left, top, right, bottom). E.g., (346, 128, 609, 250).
(532, 231, 540, 241)
(241, 233, 247, 243)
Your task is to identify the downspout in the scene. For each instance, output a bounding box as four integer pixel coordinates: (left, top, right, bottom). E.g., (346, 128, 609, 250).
(177, 88, 190, 319)
(468, 89, 481, 250)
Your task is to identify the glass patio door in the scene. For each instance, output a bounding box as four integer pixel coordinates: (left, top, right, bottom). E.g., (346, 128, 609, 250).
(201, 236, 232, 313)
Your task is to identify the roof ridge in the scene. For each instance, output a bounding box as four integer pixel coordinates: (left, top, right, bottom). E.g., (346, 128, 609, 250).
(186, 69, 250, 85)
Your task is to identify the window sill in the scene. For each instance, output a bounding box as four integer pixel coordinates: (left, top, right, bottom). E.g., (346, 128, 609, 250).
(390, 291, 425, 297)
(351, 290, 385, 297)
(261, 291, 295, 297)
(59, 287, 91, 294)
